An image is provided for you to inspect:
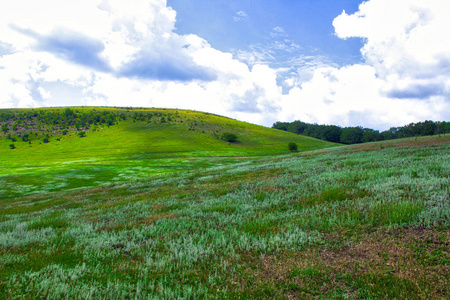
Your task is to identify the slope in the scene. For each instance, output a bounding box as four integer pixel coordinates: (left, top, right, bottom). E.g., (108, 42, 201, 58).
(0, 135, 448, 299)
(0, 107, 335, 198)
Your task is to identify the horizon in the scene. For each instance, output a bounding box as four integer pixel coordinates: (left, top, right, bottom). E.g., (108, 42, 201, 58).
(2, 105, 447, 133)
(1, 0, 449, 131)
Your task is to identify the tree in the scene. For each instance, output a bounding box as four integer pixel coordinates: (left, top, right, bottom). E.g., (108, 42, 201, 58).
(289, 121, 308, 134)
(362, 128, 381, 143)
(422, 120, 437, 136)
(304, 125, 321, 139)
(64, 108, 75, 118)
(341, 127, 364, 144)
(437, 121, 450, 134)
(321, 126, 342, 143)
(221, 132, 238, 142)
(272, 121, 290, 132)
(22, 133, 30, 142)
(288, 142, 298, 152)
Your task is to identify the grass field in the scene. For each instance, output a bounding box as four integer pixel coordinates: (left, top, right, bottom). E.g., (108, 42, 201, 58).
(0, 108, 449, 299)
(0, 107, 334, 199)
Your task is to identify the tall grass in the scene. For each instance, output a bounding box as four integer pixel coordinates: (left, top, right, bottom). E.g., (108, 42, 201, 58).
(0, 137, 449, 298)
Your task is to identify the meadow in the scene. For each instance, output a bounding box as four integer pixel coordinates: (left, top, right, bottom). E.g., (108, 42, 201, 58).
(0, 107, 332, 199)
(0, 108, 449, 299)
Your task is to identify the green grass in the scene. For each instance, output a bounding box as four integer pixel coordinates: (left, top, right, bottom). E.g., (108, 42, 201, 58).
(0, 107, 335, 199)
(0, 108, 449, 299)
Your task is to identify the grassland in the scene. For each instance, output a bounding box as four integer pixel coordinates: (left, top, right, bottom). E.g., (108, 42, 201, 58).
(0, 108, 449, 299)
(0, 107, 333, 199)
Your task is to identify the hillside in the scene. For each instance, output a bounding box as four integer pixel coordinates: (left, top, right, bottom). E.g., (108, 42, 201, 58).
(0, 107, 335, 199)
(0, 134, 448, 299)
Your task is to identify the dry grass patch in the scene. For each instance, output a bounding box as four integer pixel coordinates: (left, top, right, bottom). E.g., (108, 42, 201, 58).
(340, 135, 450, 153)
(229, 227, 449, 299)
(138, 213, 176, 225)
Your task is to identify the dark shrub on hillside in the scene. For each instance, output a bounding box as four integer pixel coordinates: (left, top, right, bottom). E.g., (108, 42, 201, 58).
(288, 142, 298, 152)
(221, 132, 238, 142)
(78, 131, 86, 138)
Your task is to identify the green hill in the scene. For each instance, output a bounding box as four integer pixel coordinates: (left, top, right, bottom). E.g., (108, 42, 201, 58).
(0, 107, 335, 198)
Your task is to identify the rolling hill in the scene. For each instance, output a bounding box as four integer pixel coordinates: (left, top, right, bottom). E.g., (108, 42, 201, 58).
(0, 107, 335, 199)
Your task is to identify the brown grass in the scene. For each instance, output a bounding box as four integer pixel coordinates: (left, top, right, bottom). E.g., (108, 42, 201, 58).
(340, 135, 450, 153)
(227, 227, 450, 299)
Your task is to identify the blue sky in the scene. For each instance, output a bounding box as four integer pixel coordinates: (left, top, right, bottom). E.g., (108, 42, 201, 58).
(169, 0, 363, 66)
(0, 0, 449, 130)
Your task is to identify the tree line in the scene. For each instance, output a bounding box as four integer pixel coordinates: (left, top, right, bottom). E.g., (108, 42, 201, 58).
(273, 120, 450, 144)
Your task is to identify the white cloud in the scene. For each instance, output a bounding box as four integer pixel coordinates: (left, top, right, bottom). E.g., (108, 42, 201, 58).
(279, 64, 446, 128)
(271, 26, 287, 38)
(0, 0, 284, 125)
(234, 11, 248, 22)
(273, 27, 285, 33)
(333, 0, 450, 100)
(282, 0, 450, 129)
(0, 0, 449, 131)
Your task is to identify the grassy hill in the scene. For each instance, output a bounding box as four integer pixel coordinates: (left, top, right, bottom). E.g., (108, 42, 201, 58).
(0, 107, 335, 199)
(0, 107, 449, 299)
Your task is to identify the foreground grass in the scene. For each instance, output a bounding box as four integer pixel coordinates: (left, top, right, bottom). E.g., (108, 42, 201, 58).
(0, 135, 449, 299)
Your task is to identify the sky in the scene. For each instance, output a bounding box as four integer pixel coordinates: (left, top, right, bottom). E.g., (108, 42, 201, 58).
(0, 0, 449, 130)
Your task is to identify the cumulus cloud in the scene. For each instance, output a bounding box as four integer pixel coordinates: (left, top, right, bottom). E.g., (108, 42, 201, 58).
(12, 26, 111, 72)
(0, 0, 449, 130)
(281, 0, 450, 129)
(333, 0, 450, 100)
(0, 0, 277, 122)
(279, 64, 448, 128)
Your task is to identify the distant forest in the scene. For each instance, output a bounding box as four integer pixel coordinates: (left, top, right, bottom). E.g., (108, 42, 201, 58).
(273, 120, 450, 145)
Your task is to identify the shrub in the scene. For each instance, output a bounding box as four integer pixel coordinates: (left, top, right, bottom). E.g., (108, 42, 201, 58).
(43, 138, 49, 143)
(78, 131, 86, 138)
(288, 142, 298, 152)
(9, 144, 15, 149)
(221, 132, 238, 142)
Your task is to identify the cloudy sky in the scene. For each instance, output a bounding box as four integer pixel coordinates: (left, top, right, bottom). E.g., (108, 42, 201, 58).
(0, 0, 449, 130)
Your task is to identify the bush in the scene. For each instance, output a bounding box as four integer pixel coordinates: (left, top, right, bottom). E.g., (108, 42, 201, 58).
(78, 131, 86, 138)
(43, 138, 49, 143)
(288, 142, 298, 152)
(9, 144, 15, 149)
(221, 132, 238, 142)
